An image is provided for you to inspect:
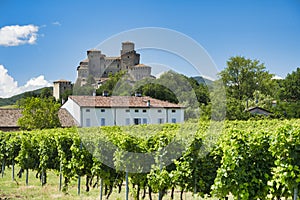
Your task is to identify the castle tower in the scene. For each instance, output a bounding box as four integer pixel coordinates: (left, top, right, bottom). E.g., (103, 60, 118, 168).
(87, 49, 103, 79)
(121, 41, 135, 55)
(53, 80, 72, 101)
(129, 64, 151, 81)
(120, 41, 140, 70)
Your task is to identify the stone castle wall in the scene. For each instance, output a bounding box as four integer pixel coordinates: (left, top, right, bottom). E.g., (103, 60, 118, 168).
(76, 42, 151, 85)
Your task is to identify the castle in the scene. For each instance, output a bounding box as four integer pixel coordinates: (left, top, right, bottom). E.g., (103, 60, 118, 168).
(76, 41, 152, 86)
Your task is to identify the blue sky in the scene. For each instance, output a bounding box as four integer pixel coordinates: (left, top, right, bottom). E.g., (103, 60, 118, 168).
(0, 0, 299, 97)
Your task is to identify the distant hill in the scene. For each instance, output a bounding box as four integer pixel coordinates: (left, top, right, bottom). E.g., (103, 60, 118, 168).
(0, 87, 53, 107)
(191, 76, 214, 85)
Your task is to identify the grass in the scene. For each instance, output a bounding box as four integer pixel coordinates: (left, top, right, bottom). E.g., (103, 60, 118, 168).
(0, 105, 17, 108)
(0, 165, 221, 200)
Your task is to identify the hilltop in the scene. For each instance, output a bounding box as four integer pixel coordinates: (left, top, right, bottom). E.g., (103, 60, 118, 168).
(0, 87, 53, 107)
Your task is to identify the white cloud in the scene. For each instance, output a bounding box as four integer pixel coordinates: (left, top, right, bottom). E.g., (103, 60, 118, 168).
(272, 75, 283, 80)
(0, 24, 39, 46)
(52, 21, 61, 26)
(0, 65, 52, 98)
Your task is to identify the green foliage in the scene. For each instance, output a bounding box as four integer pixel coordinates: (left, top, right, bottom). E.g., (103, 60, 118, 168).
(137, 83, 178, 103)
(40, 87, 53, 98)
(61, 89, 73, 102)
(213, 129, 274, 199)
(220, 56, 274, 101)
(269, 125, 300, 197)
(73, 79, 94, 96)
(17, 97, 61, 130)
(0, 87, 53, 107)
(96, 70, 127, 96)
(1, 116, 300, 199)
(280, 67, 300, 102)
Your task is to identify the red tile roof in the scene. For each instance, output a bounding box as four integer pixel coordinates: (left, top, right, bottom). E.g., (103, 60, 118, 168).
(58, 108, 79, 127)
(0, 109, 22, 127)
(69, 96, 183, 108)
(0, 108, 79, 130)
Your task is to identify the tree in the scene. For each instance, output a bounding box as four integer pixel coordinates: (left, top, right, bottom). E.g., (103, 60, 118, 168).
(40, 87, 53, 98)
(273, 68, 300, 118)
(281, 67, 300, 102)
(73, 79, 95, 96)
(96, 70, 127, 96)
(137, 83, 178, 103)
(17, 97, 61, 130)
(220, 56, 274, 101)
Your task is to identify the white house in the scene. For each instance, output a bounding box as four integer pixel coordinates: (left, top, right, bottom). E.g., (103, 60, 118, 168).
(61, 96, 185, 127)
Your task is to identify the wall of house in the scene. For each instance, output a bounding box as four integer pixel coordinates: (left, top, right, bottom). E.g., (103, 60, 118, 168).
(81, 107, 115, 127)
(61, 98, 81, 125)
(115, 108, 150, 125)
(79, 107, 184, 127)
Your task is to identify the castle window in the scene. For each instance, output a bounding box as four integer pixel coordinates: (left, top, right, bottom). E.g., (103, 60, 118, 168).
(172, 110, 176, 113)
(125, 109, 130, 113)
(127, 56, 130, 58)
(135, 109, 139, 113)
(86, 109, 90, 112)
(101, 109, 105, 112)
(158, 109, 162, 113)
(142, 110, 147, 113)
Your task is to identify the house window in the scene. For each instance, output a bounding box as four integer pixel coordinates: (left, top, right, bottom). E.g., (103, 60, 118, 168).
(171, 118, 176, 123)
(158, 118, 164, 124)
(142, 118, 147, 124)
(125, 118, 130, 125)
(135, 109, 139, 113)
(158, 109, 162, 113)
(100, 118, 105, 126)
(125, 109, 130, 113)
(134, 118, 141, 125)
(101, 109, 105, 112)
(86, 109, 90, 112)
(172, 110, 176, 113)
(86, 118, 91, 127)
(142, 110, 147, 113)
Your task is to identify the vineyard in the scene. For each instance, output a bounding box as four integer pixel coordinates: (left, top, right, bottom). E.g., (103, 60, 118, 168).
(0, 119, 300, 200)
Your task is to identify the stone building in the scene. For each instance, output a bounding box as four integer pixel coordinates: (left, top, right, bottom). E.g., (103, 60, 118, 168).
(76, 41, 152, 85)
(53, 80, 72, 100)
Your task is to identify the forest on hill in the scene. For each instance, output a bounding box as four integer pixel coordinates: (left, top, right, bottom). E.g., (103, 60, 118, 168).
(0, 87, 52, 107)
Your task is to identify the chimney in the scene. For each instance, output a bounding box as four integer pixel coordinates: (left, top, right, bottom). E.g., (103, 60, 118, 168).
(102, 91, 108, 97)
(147, 100, 150, 107)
